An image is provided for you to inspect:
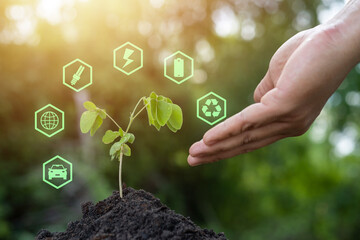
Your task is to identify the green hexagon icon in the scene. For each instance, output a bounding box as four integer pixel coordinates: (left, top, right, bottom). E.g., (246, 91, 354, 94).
(113, 42, 143, 75)
(197, 92, 227, 125)
(43, 155, 72, 189)
(35, 104, 65, 138)
(63, 59, 93, 92)
(164, 51, 194, 84)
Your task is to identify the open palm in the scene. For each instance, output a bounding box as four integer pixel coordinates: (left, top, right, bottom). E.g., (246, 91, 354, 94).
(188, 25, 359, 166)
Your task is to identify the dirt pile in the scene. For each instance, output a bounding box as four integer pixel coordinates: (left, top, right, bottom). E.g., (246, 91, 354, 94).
(37, 187, 227, 240)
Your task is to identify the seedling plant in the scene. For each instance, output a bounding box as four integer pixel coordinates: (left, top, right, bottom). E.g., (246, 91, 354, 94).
(80, 92, 183, 198)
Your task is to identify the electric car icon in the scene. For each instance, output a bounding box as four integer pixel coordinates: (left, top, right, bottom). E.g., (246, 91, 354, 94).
(48, 164, 67, 180)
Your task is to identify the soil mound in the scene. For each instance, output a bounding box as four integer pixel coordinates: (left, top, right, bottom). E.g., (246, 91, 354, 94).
(37, 187, 227, 240)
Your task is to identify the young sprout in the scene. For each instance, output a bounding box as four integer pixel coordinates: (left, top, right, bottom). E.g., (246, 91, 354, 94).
(80, 92, 183, 198)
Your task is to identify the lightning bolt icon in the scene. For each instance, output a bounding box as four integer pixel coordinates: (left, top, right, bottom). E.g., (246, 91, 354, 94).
(122, 48, 134, 68)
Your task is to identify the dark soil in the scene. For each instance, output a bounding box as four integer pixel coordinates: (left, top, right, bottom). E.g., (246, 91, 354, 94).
(37, 187, 227, 240)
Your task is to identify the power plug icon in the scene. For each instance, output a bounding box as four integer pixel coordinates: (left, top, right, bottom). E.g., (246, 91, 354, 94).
(71, 65, 85, 85)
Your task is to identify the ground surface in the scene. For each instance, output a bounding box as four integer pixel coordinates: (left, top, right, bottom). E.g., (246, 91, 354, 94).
(37, 187, 227, 240)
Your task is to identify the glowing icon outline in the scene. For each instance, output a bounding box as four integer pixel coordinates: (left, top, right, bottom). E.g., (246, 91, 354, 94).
(197, 92, 227, 125)
(164, 51, 194, 84)
(113, 42, 143, 75)
(43, 155, 73, 189)
(35, 104, 65, 138)
(63, 59, 93, 92)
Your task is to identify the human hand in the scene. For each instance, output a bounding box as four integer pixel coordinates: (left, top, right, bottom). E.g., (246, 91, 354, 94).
(188, 22, 360, 166)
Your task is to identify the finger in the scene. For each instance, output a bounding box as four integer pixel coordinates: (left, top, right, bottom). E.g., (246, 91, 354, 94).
(203, 102, 278, 146)
(190, 121, 289, 158)
(253, 71, 275, 103)
(188, 135, 283, 166)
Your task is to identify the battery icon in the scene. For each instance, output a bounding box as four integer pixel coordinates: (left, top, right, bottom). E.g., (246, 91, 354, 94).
(174, 58, 184, 77)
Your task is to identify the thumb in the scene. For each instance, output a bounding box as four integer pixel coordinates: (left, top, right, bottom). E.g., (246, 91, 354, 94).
(254, 28, 313, 103)
(253, 72, 274, 102)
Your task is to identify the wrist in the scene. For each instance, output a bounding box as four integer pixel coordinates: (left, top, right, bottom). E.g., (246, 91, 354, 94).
(323, 0, 360, 63)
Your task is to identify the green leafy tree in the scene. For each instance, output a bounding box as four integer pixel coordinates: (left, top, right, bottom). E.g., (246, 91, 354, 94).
(80, 92, 183, 197)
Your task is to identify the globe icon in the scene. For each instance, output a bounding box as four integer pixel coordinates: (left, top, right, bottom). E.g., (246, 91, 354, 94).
(40, 111, 59, 130)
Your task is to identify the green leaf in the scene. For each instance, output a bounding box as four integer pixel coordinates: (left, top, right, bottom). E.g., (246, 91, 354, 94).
(118, 127, 124, 137)
(168, 104, 183, 130)
(156, 100, 172, 126)
(150, 98, 159, 125)
(144, 97, 154, 126)
(153, 120, 161, 131)
(165, 97, 173, 104)
(80, 111, 98, 133)
(102, 130, 121, 144)
(119, 133, 131, 145)
(96, 109, 107, 119)
(83, 101, 97, 110)
(167, 121, 178, 133)
(127, 133, 135, 144)
(144, 97, 160, 131)
(109, 142, 122, 156)
(90, 115, 103, 136)
(111, 151, 120, 161)
(150, 91, 157, 99)
(122, 144, 131, 157)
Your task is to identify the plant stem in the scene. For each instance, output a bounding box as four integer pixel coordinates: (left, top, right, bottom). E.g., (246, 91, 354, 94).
(118, 97, 148, 198)
(100, 109, 121, 129)
(125, 97, 147, 133)
(119, 150, 123, 198)
(132, 97, 144, 115)
(133, 104, 148, 120)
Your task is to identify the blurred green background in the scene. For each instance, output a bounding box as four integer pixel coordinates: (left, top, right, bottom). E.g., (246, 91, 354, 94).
(1, 0, 360, 239)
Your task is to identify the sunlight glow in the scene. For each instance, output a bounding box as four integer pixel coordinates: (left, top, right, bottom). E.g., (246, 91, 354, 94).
(150, 0, 164, 9)
(36, 0, 77, 25)
(241, 19, 256, 41)
(36, 0, 64, 25)
(196, 39, 214, 63)
(212, 5, 239, 37)
(293, 10, 312, 31)
(138, 21, 153, 36)
(309, 111, 329, 143)
(317, 0, 344, 24)
(330, 126, 358, 157)
(345, 91, 360, 107)
(2, 5, 37, 45)
(192, 69, 208, 84)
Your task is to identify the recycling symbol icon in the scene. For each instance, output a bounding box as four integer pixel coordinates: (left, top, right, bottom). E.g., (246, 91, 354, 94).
(197, 92, 227, 126)
(202, 99, 222, 117)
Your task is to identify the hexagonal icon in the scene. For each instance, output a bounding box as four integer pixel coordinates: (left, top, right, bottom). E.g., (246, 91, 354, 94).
(63, 59, 93, 92)
(113, 42, 143, 75)
(164, 51, 194, 84)
(35, 104, 65, 138)
(43, 155, 72, 189)
(197, 92, 227, 125)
